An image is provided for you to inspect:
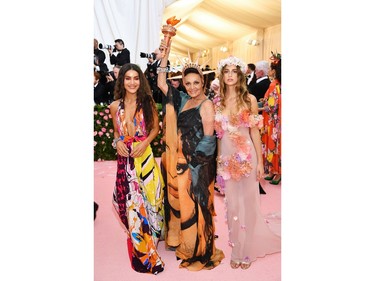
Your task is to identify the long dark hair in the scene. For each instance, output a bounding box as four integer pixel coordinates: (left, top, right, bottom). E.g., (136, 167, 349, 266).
(113, 63, 156, 133)
(271, 59, 281, 84)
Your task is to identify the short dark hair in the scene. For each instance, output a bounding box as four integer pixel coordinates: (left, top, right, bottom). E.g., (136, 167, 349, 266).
(248, 63, 256, 71)
(183, 67, 201, 77)
(114, 39, 124, 46)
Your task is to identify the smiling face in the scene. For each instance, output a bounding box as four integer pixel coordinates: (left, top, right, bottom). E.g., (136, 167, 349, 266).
(183, 73, 204, 98)
(123, 69, 140, 95)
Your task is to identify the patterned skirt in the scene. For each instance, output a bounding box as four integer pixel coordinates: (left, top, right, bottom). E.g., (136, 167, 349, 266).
(113, 143, 165, 274)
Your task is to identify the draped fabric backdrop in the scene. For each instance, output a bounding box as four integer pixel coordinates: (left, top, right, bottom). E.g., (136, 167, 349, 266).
(94, 0, 280, 71)
(94, 0, 177, 72)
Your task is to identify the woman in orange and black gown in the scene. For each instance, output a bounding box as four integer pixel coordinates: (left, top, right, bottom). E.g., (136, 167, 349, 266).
(158, 39, 224, 271)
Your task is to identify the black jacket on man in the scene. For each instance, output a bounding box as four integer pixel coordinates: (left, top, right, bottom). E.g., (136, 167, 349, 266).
(144, 59, 170, 104)
(94, 48, 106, 65)
(248, 77, 271, 101)
(110, 48, 130, 66)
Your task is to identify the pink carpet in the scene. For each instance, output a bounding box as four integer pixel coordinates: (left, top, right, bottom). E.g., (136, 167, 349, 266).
(94, 160, 281, 281)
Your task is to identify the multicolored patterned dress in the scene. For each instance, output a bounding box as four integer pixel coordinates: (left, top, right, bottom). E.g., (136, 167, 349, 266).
(214, 104, 281, 264)
(163, 85, 224, 271)
(261, 79, 281, 175)
(112, 99, 165, 274)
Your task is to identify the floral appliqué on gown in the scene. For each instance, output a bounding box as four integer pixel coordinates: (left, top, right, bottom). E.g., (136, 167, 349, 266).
(213, 97, 281, 264)
(214, 109, 263, 194)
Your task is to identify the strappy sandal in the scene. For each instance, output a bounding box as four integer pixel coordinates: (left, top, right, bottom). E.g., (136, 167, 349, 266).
(240, 262, 251, 270)
(230, 260, 241, 269)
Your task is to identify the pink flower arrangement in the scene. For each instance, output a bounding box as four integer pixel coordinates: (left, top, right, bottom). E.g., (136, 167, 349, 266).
(94, 104, 117, 161)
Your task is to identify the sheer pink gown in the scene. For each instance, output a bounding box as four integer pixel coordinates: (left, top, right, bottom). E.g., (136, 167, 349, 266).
(214, 109, 281, 264)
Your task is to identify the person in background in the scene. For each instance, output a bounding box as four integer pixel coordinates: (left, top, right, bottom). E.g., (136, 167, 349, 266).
(245, 63, 256, 92)
(109, 63, 165, 274)
(157, 39, 224, 271)
(261, 52, 282, 185)
(213, 56, 281, 270)
(144, 47, 170, 104)
(94, 71, 109, 105)
(248, 60, 271, 108)
(168, 71, 185, 92)
(248, 60, 271, 195)
(202, 65, 216, 96)
(94, 38, 106, 67)
(207, 77, 219, 101)
(108, 39, 130, 66)
(105, 64, 122, 103)
(94, 38, 109, 85)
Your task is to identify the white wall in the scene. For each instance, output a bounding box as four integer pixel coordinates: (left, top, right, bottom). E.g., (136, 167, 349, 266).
(94, 0, 167, 72)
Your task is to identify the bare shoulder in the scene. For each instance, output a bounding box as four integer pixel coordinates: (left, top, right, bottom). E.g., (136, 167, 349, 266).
(109, 99, 120, 113)
(200, 99, 214, 119)
(110, 99, 120, 108)
(201, 98, 214, 112)
(248, 93, 257, 103)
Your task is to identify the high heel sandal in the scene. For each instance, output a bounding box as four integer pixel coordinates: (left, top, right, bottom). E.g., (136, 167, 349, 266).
(240, 262, 251, 270)
(230, 260, 241, 269)
(270, 174, 281, 185)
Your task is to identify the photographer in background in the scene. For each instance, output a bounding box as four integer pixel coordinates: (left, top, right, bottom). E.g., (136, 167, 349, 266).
(94, 38, 106, 64)
(94, 38, 109, 84)
(105, 64, 121, 104)
(143, 48, 169, 104)
(94, 70, 109, 105)
(108, 39, 130, 66)
(94, 38, 106, 65)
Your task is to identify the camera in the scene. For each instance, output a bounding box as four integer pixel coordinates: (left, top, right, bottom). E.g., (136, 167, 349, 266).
(140, 52, 156, 60)
(99, 43, 116, 51)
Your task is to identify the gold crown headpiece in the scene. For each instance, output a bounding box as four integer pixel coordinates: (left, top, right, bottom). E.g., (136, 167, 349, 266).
(182, 62, 203, 77)
(175, 49, 210, 78)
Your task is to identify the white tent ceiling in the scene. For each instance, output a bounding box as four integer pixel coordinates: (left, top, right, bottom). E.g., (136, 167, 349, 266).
(94, 0, 281, 70)
(162, 0, 281, 56)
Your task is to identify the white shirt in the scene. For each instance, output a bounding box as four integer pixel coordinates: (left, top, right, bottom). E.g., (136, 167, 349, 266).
(256, 76, 268, 84)
(247, 71, 254, 85)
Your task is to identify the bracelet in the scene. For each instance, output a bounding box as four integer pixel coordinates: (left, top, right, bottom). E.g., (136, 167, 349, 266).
(157, 67, 169, 74)
(112, 137, 122, 149)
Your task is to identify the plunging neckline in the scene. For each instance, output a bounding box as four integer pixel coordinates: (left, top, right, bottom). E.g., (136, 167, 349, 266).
(118, 99, 145, 139)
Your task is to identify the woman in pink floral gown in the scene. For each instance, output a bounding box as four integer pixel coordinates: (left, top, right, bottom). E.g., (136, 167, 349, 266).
(213, 56, 281, 270)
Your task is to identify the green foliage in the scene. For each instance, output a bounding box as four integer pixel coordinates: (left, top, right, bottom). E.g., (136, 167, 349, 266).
(93, 103, 164, 161)
(93, 104, 116, 161)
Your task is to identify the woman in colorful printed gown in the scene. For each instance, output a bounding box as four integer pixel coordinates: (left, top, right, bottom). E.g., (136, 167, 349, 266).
(262, 52, 282, 185)
(157, 40, 224, 271)
(213, 56, 281, 270)
(109, 63, 165, 274)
